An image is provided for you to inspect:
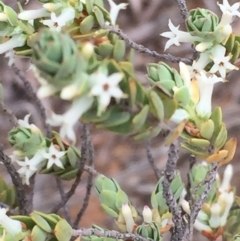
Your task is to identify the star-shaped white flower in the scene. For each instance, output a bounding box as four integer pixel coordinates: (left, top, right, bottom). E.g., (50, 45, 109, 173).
(16, 149, 46, 185)
(42, 7, 75, 32)
(42, 144, 66, 169)
(107, 0, 128, 25)
(90, 69, 125, 115)
(0, 208, 22, 236)
(160, 19, 201, 51)
(209, 45, 238, 78)
(47, 96, 94, 143)
(218, 0, 240, 17)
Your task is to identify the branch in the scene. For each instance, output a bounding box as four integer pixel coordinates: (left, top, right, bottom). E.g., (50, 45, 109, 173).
(84, 165, 99, 177)
(162, 142, 184, 241)
(175, 0, 188, 20)
(11, 64, 52, 138)
(72, 228, 154, 241)
(73, 133, 95, 228)
(55, 177, 71, 224)
(0, 146, 28, 215)
(104, 25, 192, 65)
(145, 141, 160, 180)
(191, 163, 218, 223)
(51, 124, 89, 213)
(0, 102, 18, 127)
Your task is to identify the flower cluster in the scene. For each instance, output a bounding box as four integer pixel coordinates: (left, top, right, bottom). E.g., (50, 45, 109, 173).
(161, 0, 239, 120)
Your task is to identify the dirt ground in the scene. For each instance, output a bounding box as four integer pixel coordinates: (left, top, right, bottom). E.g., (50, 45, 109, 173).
(1, 0, 240, 240)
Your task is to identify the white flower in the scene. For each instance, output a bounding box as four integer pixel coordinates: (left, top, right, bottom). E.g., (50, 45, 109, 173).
(218, 0, 240, 17)
(195, 72, 223, 119)
(0, 208, 22, 236)
(4, 50, 15, 66)
(18, 8, 50, 20)
(42, 7, 75, 32)
(170, 108, 189, 124)
(0, 34, 27, 54)
(42, 144, 66, 169)
(17, 150, 45, 185)
(209, 45, 238, 78)
(209, 203, 221, 228)
(121, 203, 135, 233)
(47, 96, 94, 143)
(160, 19, 201, 51)
(90, 69, 125, 115)
(142, 205, 152, 224)
(219, 164, 233, 193)
(107, 0, 128, 25)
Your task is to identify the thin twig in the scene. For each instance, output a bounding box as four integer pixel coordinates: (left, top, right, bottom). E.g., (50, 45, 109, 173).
(191, 163, 218, 223)
(0, 146, 28, 214)
(11, 64, 53, 214)
(55, 177, 72, 224)
(104, 25, 192, 65)
(51, 124, 89, 213)
(84, 165, 99, 177)
(0, 102, 18, 127)
(162, 142, 184, 241)
(183, 155, 196, 241)
(72, 228, 154, 241)
(175, 0, 188, 20)
(145, 141, 160, 180)
(11, 64, 52, 138)
(73, 133, 95, 228)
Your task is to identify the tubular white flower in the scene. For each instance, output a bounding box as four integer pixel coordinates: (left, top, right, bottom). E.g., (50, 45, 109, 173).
(220, 191, 234, 226)
(42, 143, 66, 169)
(107, 0, 128, 25)
(209, 203, 221, 228)
(0, 208, 22, 236)
(0, 34, 27, 54)
(161, 20, 201, 51)
(209, 45, 238, 78)
(47, 96, 94, 143)
(219, 164, 233, 193)
(195, 41, 214, 52)
(18, 8, 50, 20)
(170, 108, 189, 124)
(181, 199, 190, 214)
(217, 0, 240, 17)
(194, 219, 212, 232)
(121, 203, 135, 233)
(90, 70, 125, 115)
(215, 13, 233, 44)
(195, 72, 223, 119)
(42, 7, 75, 32)
(179, 62, 191, 89)
(142, 205, 152, 224)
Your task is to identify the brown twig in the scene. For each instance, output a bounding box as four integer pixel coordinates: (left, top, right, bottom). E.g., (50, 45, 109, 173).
(0, 102, 18, 127)
(11, 64, 52, 138)
(73, 133, 95, 228)
(162, 142, 184, 241)
(104, 25, 192, 65)
(51, 124, 89, 213)
(175, 0, 189, 20)
(55, 177, 72, 224)
(72, 228, 154, 241)
(145, 141, 160, 180)
(191, 163, 218, 223)
(0, 146, 28, 214)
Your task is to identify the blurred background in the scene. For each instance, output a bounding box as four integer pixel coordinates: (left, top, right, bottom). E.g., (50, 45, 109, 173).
(1, 0, 240, 240)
